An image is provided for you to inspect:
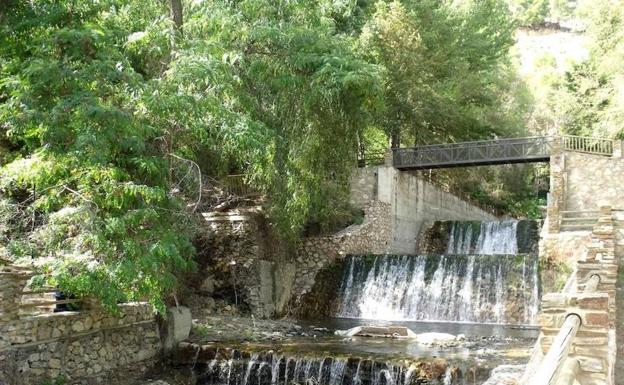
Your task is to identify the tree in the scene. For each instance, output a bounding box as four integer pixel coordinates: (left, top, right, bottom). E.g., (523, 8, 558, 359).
(359, 0, 523, 147)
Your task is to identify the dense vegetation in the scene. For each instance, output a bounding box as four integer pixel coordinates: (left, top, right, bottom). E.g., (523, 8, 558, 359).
(551, 0, 624, 139)
(1, 0, 595, 310)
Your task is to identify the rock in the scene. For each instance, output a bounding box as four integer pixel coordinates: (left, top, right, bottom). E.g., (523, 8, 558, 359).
(72, 321, 85, 332)
(415, 332, 457, 345)
(48, 358, 61, 369)
(200, 275, 216, 295)
(334, 325, 418, 339)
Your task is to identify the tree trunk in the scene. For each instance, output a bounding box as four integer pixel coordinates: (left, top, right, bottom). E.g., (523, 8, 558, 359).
(390, 127, 400, 148)
(170, 0, 183, 34)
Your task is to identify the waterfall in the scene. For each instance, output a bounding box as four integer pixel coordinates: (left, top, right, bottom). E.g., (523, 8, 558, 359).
(335, 254, 539, 324)
(196, 351, 432, 385)
(446, 221, 519, 254)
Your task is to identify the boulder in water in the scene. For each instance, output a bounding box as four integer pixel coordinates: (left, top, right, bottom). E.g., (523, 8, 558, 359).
(414, 332, 457, 345)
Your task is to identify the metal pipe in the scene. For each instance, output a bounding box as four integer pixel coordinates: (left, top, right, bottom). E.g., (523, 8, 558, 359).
(555, 358, 580, 385)
(584, 274, 601, 293)
(530, 313, 582, 385)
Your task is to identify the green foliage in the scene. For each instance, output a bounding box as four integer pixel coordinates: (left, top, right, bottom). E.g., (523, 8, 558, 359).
(0, 0, 196, 312)
(40, 377, 66, 385)
(509, 0, 550, 27)
(507, 0, 578, 27)
(429, 163, 547, 218)
(550, 0, 624, 139)
(359, 0, 525, 147)
(0, 0, 539, 310)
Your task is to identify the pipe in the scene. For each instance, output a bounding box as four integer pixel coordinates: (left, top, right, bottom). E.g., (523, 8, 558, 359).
(584, 274, 601, 293)
(530, 313, 582, 385)
(555, 358, 580, 385)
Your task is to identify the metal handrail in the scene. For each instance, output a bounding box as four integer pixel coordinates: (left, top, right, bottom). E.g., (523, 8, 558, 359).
(393, 136, 553, 169)
(392, 135, 615, 170)
(390, 136, 551, 151)
(532, 313, 582, 385)
(560, 135, 613, 156)
(530, 274, 601, 385)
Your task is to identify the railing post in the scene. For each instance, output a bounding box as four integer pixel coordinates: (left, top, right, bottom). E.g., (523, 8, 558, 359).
(613, 140, 623, 158)
(385, 149, 393, 167)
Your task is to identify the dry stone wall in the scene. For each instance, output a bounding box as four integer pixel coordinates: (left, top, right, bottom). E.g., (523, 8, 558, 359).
(0, 303, 160, 385)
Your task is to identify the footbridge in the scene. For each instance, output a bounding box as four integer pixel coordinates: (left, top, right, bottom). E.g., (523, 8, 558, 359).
(392, 135, 614, 170)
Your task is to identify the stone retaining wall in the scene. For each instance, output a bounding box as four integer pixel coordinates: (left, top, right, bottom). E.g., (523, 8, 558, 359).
(291, 200, 392, 302)
(563, 148, 624, 212)
(197, 200, 392, 318)
(0, 303, 160, 385)
(198, 166, 494, 317)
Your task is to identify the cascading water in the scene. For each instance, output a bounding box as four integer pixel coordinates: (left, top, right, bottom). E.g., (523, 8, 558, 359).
(446, 221, 519, 255)
(335, 254, 539, 324)
(191, 348, 487, 385)
(197, 352, 409, 385)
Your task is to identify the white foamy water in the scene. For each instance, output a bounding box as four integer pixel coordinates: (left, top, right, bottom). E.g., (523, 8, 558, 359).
(446, 220, 519, 255)
(336, 254, 539, 324)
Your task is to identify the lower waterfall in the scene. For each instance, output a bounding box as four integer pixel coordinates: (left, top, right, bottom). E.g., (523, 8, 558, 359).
(189, 348, 491, 385)
(335, 254, 539, 324)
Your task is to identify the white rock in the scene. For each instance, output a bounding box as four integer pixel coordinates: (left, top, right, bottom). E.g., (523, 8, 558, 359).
(415, 332, 457, 344)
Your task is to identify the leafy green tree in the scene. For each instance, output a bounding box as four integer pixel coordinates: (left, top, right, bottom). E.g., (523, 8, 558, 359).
(359, 0, 524, 147)
(550, 0, 624, 138)
(0, 0, 197, 311)
(0, 0, 383, 309)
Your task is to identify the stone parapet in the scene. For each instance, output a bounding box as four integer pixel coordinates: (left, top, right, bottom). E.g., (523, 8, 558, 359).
(0, 303, 160, 385)
(531, 206, 617, 385)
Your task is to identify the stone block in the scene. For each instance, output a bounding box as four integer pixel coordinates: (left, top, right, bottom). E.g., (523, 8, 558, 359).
(583, 311, 609, 327)
(162, 306, 190, 354)
(574, 294, 609, 311)
(576, 356, 606, 373)
(542, 293, 569, 308)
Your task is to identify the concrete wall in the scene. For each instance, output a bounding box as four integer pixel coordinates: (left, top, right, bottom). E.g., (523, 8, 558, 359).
(351, 166, 496, 254)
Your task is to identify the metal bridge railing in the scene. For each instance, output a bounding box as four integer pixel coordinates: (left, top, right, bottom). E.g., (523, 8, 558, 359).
(393, 136, 553, 170)
(561, 135, 614, 156)
(393, 135, 615, 170)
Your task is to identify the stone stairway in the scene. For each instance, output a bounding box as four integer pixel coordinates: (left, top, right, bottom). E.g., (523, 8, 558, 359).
(560, 210, 600, 232)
